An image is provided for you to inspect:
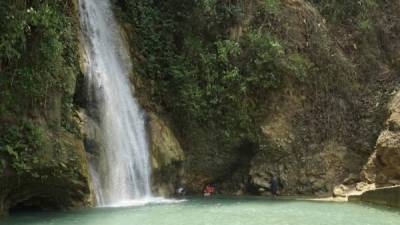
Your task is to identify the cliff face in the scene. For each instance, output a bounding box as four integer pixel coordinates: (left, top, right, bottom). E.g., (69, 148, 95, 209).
(116, 0, 400, 196)
(249, 0, 400, 195)
(246, 0, 399, 195)
(0, 0, 92, 215)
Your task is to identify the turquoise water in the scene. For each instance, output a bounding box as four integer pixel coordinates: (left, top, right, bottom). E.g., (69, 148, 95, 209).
(2, 197, 399, 225)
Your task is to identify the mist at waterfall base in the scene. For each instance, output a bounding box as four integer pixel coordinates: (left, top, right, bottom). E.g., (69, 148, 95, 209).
(2, 197, 399, 225)
(79, 0, 158, 207)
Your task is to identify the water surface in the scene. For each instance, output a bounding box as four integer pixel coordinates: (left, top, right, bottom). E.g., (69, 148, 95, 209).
(2, 197, 399, 225)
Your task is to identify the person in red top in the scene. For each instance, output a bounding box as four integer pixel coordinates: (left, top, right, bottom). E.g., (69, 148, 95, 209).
(203, 184, 214, 197)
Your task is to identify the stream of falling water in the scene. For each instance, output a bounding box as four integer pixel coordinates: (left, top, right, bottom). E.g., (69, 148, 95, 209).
(78, 0, 152, 206)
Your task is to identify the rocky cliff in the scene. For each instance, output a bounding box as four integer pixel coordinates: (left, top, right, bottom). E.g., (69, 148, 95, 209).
(0, 0, 92, 215)
(1, 0, 400, 216)
(115, 0, 400, 196)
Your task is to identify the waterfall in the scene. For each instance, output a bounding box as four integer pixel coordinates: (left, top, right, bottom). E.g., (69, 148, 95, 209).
(78, 0, 152, 206)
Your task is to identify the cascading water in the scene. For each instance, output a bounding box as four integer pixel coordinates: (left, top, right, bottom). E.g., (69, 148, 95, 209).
(78, 0, 152, 206)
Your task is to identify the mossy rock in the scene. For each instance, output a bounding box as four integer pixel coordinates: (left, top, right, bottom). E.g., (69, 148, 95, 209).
(0, 124, 93, 214)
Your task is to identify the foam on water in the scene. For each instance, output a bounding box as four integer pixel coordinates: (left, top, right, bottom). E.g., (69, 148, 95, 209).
(105, 198, 187, 208)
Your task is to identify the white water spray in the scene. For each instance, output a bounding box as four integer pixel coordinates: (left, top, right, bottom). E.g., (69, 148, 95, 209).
(79, 0, 152, 206)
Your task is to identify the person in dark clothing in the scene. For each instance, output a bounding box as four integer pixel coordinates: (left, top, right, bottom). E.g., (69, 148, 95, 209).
(270, 175, 278, 197)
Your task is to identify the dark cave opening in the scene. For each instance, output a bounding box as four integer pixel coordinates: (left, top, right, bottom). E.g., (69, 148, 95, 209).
(213, 139, 259, 194)
(9, 197, 60, 214)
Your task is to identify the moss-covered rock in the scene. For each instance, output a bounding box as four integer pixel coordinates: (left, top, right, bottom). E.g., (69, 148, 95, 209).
(0, 121, 93, 215)
(149, 113, 185, 196)
(0, 0, 93, 215)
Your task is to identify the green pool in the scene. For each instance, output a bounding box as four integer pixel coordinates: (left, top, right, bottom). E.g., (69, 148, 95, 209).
(1, 197, 399, 225)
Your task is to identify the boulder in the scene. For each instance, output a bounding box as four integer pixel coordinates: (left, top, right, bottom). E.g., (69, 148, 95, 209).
(362, 91, 400, 187)
(358, 186, 400, 208)
(0, 127, 93, 215)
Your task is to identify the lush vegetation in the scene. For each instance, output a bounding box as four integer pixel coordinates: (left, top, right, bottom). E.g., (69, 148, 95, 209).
(0, 0, 80, 176)
(0, 0, 78, 114)
(309, 0, 378, 26)
(115, 0, 311, 140)
(0, 0, 396, 207)
(0, 0, 384, 175)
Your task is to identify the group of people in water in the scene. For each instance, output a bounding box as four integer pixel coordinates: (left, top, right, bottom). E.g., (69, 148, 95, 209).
(175, 184, 216, 197)
(175, 175, 279, 197)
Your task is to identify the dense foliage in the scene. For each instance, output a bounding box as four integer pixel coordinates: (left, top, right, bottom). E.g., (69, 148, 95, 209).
(0, 0, 78, 114)
(115, 0, 311, 140)
(0, 0, 80, 175)
(309, 0, 378, 26)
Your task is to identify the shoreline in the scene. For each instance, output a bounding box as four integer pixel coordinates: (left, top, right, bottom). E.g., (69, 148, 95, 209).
(276, 196, 348, 202)
(182, 194, 349, 202)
